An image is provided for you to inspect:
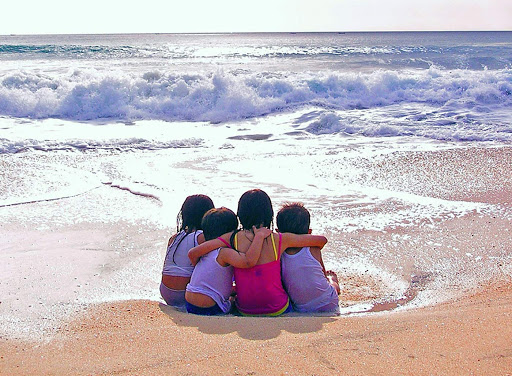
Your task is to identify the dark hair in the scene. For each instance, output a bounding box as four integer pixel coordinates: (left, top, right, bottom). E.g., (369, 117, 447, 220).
(237, 189, 274, 230)
(276, 202, 310, 235)
(169, 194, 214, 264)
(201, 207, 239, 241)
(177, 194, 214, 233)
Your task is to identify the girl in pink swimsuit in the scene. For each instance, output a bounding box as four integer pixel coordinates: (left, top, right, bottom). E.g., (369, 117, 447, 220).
(188, 189, 328, 316)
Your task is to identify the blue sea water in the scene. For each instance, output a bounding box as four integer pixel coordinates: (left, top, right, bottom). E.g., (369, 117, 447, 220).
(1, 32, 511, 149)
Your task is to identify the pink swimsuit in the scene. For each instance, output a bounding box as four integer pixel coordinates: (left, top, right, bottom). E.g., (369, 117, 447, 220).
(233, 232, 290, 316)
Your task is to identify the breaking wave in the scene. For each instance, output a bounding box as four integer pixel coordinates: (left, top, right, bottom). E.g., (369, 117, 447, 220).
(1, 68, 511, 125)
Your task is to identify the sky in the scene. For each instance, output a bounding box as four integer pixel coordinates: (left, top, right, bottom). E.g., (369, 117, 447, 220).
(1, 0, 511, 35)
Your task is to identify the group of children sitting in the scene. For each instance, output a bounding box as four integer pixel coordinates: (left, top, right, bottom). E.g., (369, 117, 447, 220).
(160, 189, 340, 316)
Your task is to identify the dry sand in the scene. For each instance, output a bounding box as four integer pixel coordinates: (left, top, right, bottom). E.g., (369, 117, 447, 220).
(2, 208, 512, 376)
(1, 282, 511, 375)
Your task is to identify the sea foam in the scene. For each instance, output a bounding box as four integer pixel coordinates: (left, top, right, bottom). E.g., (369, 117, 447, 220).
(1, 68, 511, 126)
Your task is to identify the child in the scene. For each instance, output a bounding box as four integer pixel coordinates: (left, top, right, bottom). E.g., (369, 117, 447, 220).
(185, 207, 271, 315)
(277, 202, 340, 313)
(189, 189, 328, 316)
(160, 194, 214, 307)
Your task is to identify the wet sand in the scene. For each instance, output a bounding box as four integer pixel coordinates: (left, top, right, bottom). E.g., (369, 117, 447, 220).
(1, 210, 511, 375)
(1, 146, 511, 375)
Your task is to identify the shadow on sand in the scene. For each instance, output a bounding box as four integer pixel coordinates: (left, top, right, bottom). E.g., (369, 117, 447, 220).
(159, 304, 337, 340)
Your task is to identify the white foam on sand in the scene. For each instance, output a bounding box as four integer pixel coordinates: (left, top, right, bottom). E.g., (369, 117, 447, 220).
(0, 111, 509, 339)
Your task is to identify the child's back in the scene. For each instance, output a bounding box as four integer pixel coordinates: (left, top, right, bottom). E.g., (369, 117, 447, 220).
(281, 246, 339, 313)
(232, 230, 289, 315)
(162, 230, 200, 277)
(186, 247, 234, 314)
(277, 203, 339, 313)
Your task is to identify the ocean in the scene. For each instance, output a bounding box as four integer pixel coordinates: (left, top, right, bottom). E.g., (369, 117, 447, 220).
(1, 32, 511, 339)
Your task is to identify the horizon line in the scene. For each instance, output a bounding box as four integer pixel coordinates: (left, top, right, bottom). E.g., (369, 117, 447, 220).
(2, 30, 512, 37)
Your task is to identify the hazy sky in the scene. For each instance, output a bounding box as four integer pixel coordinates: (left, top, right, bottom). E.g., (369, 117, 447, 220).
(2, 0, 511, 35)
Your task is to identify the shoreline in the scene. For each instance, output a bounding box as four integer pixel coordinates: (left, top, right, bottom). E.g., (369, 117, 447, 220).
(2, 281, 511, 375)
(1, 145, 511, 375)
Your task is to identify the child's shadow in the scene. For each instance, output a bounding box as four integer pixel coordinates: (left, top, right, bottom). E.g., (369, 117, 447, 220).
(159, 303, 337, 340)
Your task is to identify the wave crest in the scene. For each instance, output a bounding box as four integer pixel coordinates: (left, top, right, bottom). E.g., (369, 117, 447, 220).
(1, 68, 511, 124)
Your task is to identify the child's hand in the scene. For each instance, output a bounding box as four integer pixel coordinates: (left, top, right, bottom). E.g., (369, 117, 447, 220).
(253, 226, 271, 239)
(190, 256, 200, 266)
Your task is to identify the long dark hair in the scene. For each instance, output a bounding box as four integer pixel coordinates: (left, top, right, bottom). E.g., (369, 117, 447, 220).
(169, 194, 214, 264)
(176, 194, 214, 233)
(237, 189, 274, 230)
(201, 207, 239, 241)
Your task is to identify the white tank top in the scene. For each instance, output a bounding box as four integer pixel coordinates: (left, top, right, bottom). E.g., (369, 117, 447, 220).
(162, 230, 201, 277)
(281, 247, 338, 312)
(186, 248, 233, 313)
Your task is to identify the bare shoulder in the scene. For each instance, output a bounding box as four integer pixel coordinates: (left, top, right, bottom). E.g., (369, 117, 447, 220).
(167, 233, 178, 247)
(219, 231, 234, 241)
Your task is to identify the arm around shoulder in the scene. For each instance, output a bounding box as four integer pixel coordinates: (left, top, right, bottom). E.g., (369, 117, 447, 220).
(218, 226, 271, 268)
(188, 238, 224, 266)
(281, 232, 327, 250)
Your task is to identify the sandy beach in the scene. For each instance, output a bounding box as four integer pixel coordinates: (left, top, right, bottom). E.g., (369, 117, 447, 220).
(1, 30, 512, 376)
(1, 282, 511, 375)
(2, 158, 511, 375)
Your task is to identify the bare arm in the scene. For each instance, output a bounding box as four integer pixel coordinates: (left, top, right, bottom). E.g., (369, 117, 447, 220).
(218, 226, 271, 268)
(280, 233, 327, 250)
(309, 246, 341, 294)
(188, 238, 225, 266)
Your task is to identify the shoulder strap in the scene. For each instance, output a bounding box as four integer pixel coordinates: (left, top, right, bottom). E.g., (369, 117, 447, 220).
(217, 236, 231, 248)
(165, 230, 187, 265)
(270, 233, 278, 261)
(229, 229, 240, 251)
(193, 230, 200, 246)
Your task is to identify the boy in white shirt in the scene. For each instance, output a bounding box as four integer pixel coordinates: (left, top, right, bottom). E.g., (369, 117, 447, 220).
(277, 203, 340, 313)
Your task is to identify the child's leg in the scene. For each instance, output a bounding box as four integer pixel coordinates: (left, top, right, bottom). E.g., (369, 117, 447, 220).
(326, 270, 341, 295)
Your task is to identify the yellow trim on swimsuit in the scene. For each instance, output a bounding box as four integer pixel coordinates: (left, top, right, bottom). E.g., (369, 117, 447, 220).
(239, 299, 290, 317)
(237, 230, 277, 261)
(270, 232, 278, 261)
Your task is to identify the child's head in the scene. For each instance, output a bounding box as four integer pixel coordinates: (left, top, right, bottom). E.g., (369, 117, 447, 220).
(177, 194, 215, 233)
(237, 189, 274, 229)
(276, 202, 310, 235)
(201, 207, 239, 241)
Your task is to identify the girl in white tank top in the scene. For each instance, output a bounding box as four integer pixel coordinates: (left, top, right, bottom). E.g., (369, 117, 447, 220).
(160, 194, 214, 307)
